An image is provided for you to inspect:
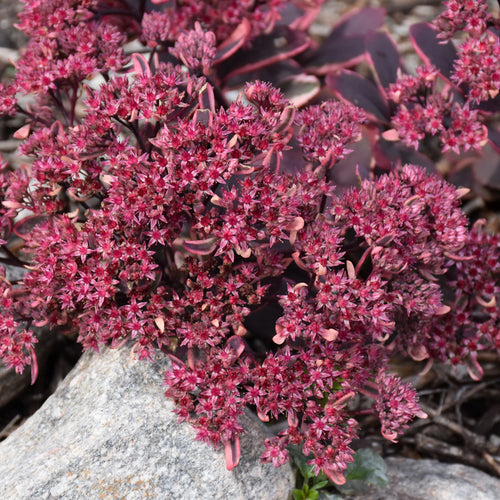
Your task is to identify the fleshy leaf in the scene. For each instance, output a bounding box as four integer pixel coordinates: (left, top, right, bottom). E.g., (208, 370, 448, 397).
(465, 353, 484, 381)
(225, 335, 245, 359)
(487, 125, 500, 154)
(372, 138, 437, 173)
(13, 215, 48, 239)
(320, 328, 338, 342)
(472, 145, 500, 190)
(366, 32, 406, 94)
(13, 123, 31, 140)
(277, 74, 320, 107)
(131, 53, 152, 78)
(183, 237, 218, 255)
(224, 436, 241, 471)
(29, 346, 38, 385)
(214, 18, 251, 64)
(223, 59, 302, 90)
(329, 7, 386, 38)
(326, 70, 390, 122)
(477, 93, 500, 114)
(273, 323, 288, 345)
(408, 343, 428, 362)
(305, 35, 367, 74)
(344, 449, 388, 487)
(305, 7, 385, 74)
(219, 28, 310, 82)
(409, 23, 457, 83)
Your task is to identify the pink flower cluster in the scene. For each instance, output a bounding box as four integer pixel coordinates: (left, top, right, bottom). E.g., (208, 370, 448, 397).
(435, 0, 500, 104)
(2, 0, 500, 485)
(434, 0, 499, 39)
(139, 0, 297, 45)
(295, 101, 366, 167)
(374, 370, 426, 442)
(388, 66, 488, 153)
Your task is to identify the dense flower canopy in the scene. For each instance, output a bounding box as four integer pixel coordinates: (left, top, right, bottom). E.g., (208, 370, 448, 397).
(1, 0, 500, 483)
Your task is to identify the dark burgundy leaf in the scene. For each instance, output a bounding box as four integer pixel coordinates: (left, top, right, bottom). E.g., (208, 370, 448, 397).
(304, 34, 367, 74)
(214, 18, 251, 64)
(326, 70, 390, 122)
(409, 23, 457, 83)
(183, 237, 218, 255)
(218, 28, 310, 82)
(13, 215, 49, 239)
(225, 336, 245, 359)
(303, 5, 385, 73)
(473, 145, 500, 190)
(373, 138, 437, 173)
(329, 7, 386, 38)
(476, 93, 500, 114)
(487, 125, 500, 154)
(366, 32, 406, 93)
(276, 3, 317, 30)
(277, 74, 320, 107)
(279, 137, 309, 175)
(131, 53, 151, 78)
(327, 137, 371, 196)
(223, 60, 303, 90)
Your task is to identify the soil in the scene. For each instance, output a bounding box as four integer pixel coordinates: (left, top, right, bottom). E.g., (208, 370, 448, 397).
(1, 0, 500, 488)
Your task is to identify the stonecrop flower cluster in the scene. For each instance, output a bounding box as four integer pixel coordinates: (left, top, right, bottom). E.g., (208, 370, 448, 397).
(384, 0, 500, 154)
(1, 0, 500, 483)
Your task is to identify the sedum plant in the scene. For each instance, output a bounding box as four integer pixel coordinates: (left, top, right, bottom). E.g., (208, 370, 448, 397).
(1, 0, 500, 484)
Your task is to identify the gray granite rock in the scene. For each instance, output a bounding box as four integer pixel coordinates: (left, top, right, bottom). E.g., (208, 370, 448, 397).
(0, 345, 295, 499)
(329, 457, 500, 500)
(383, 457, 500, 500)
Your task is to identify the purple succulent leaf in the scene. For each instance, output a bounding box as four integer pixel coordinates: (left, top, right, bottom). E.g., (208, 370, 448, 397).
(277, 74, 320, 107)
(224, 436, 241, 471)
(214, 18, 251, 64)
(448, 163, 480, 196)
(476, 93, 500, 114)
(131, 53, 152, 78)
(465, 353, 484, 382)
(304, 34, 367, 75)
(409, 23, 457, 84)
(326, 70, 390, 122)
(183, 237, 218, 255)
(473, 145, 500, 190)
(487, 125, 500, 154)
(366, 32, 406, 95)
(278, 3, 321, 31)
(327, 138, 371, 196)
(279, 137, 309, 175)
(225, 335, 245, 359)
(301, 6, 386, 74)
(223, 60, 303, 91)
(373, 138, 437, 173)
(329, 7, 386, 38)
(12, 215, 49, 239)
(218, 28, 310, 82)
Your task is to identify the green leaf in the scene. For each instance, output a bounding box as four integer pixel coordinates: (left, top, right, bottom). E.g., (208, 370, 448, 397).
(289, 445, 316, 480)
(292, 488, 306, 500)
(334, 448, 388, 496)
(344, 448, 388, 487)
(306, 489, 319, 500)
(310, 480, 329, 490)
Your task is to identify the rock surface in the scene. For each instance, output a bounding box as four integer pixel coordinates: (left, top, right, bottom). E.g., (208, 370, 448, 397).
(382, 457, 500, 500)
(0, 345, 295, 499)
(323, 457, 500, 500)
